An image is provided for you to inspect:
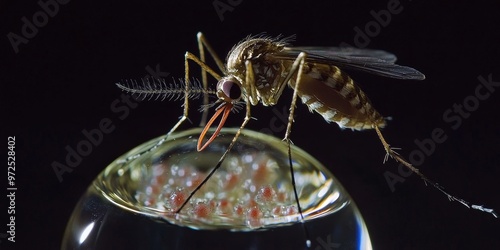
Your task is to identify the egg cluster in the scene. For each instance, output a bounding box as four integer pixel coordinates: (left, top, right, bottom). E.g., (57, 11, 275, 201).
(135, 151, 300, 228)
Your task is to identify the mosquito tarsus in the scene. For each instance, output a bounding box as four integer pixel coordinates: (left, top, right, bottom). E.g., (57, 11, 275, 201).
(116, 32, 497, 248)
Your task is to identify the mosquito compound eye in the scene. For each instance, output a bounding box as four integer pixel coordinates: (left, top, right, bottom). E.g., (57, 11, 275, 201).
(220, 80, 241, 101)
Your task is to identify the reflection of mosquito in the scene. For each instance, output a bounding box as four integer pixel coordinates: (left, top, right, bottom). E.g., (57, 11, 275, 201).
(117, 32, 497, 246)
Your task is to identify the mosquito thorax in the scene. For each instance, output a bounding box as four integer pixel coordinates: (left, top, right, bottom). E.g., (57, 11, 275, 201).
(226, 38, 286, 70)
(226, 37, 290, 106)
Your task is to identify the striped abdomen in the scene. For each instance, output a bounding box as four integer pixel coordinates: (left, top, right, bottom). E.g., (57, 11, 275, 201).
(289, 62, 386, 130)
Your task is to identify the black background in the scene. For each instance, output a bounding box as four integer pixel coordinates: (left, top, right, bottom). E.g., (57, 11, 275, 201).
(1, 0, 500, 249)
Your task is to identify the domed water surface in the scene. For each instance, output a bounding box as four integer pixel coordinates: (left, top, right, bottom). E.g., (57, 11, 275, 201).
(62, 128, 372, 250)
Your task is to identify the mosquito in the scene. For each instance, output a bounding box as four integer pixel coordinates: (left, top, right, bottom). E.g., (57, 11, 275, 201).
(117, 32, 497, 247)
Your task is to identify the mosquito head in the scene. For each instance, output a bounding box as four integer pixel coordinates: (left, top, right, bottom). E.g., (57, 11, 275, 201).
(216, 77, 242, 103)
(197, 77, 242, 152)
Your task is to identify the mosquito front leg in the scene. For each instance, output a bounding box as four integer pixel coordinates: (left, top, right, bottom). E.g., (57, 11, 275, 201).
(373, 125, 498, 218)
(175, 51, 222, 132)
(185, 52, 222, 84)
(115, 52, 222, 163)
(196, 32, 227, 126)
(117, 103, 188, 163)
(115, 76, 191, 163)
(223, 99, 253, 162)
(122, 53, 202, 161)
(175, 52, 236, 213)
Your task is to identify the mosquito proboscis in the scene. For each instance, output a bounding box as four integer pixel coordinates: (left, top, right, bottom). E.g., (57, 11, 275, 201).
(116, 32, 497, 248)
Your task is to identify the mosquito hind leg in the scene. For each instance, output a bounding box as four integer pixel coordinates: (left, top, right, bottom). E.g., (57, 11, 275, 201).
(373, 124, 498, 218)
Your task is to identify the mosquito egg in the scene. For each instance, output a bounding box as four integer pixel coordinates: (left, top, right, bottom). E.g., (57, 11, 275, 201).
(246, 206, 263, 228)
(234, 204, 245, 217)
(192, 202, 213, 218)
(223, 172, 239, 190)
(276, 191, 287, 204)
(217, 199, 233, 216)
(272, 205, 284, 216)
(261, 185, 276, 201)
(168, 188, 187, 211)
(285, 205, 298, 216)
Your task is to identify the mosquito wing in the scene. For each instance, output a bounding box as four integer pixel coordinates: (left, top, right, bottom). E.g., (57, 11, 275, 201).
(276, 47, 425, 80)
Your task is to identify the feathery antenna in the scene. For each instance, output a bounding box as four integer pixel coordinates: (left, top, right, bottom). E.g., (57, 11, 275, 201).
(116, 77, 216, 101)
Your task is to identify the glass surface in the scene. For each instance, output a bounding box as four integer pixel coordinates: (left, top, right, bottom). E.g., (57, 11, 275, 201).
(62, 128, 372, 250)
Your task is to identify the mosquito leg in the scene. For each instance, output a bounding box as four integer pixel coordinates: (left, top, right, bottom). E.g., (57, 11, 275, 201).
(281, 52, 308, 214)
(373, 125, 497, 218)
(117, 53, 222, 164)
(176, 100, 252, 213)
(196, 32, 226, 73)
(243, 60, 258, 105)
(184, 52, 222, 83)
(184, 51, 222, 131)
(280, 52, 312, 248)
(180, 58, 259, 210)
(196, 32, 227, 126)
(283, 52, 307, 142)
(117, 100, 188, 164)
(197, 33, 209, 126)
